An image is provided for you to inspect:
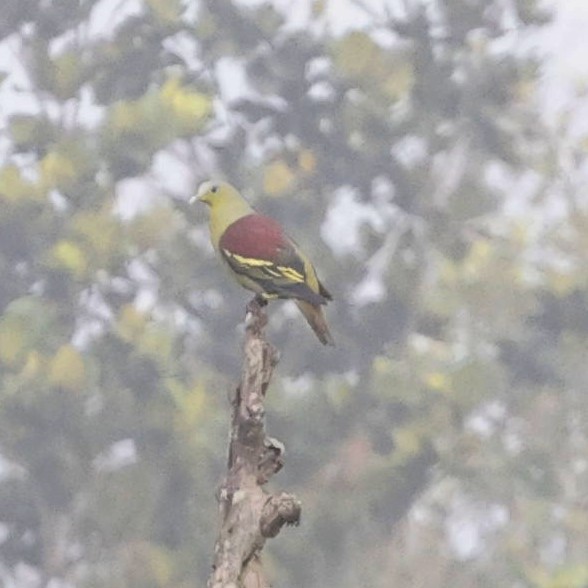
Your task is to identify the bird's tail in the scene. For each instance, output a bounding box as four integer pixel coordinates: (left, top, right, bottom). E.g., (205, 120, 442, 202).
(295, 300, 335, 346)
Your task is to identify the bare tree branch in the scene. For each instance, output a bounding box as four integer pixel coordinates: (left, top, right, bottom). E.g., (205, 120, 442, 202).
(208, 299, 301, 588)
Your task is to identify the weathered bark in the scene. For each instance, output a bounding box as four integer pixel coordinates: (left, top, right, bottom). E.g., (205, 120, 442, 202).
(208, 299, 301, 588)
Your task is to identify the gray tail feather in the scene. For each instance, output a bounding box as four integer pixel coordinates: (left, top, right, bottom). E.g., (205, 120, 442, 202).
(295, 300, 335, 346)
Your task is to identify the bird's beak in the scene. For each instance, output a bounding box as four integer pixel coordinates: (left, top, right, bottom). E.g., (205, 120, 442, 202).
(190, 183, 211, 205)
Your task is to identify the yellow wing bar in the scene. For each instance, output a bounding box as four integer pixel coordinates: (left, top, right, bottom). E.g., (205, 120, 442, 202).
(277, 266, 305, 283)
(223, 249, 305, 284)
(227, 252, 273, 267)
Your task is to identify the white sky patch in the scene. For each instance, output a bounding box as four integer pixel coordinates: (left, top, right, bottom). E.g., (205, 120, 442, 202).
(535, 0, 588, 132)
(446, 502, 509, 560)
(466, 400, 507, 438)
(325, 0, 384, 35)
(233, 0, 396, 36)
(114, 177, 162, 220)
(151, 149, 196, 197)
(87, 0, 145, 40)
(350, 215, 408, 305)
(93, 438, 138, 472)
(215, 57, 253, 103)
(270, 0, 313, 31)
(233, 0, 314, 31)
(0, 36, 39, 133)
(321, 187, 382, 256)
(0, 36, 27, 87)
(392, 135, 429, 168)
(280, 373, 315, 396)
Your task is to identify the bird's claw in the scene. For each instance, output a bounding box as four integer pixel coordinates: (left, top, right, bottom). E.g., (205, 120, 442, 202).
(245, 296, 268, 330)
(254, 294, 268, 307)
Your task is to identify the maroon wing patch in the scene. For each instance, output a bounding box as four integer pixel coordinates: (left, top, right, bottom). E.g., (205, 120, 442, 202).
(218, 214, 327, 305)
(219, 214, 288, 259)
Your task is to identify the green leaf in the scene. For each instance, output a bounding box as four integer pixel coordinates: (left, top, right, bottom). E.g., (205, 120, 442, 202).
(48, 344, 86, 391)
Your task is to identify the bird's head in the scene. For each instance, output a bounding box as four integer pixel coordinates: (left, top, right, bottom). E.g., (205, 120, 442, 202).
(192, 180, 240, 207)
(191, 180, 254, 230)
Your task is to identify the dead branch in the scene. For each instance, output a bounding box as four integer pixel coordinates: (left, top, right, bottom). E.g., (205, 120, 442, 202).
(208, 299, 301, 588)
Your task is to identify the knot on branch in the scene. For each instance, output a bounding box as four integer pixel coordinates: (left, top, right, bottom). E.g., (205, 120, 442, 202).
(260, 493, 302, 538)
(245, 296, 269, 335)
(257, 437, 285, 484)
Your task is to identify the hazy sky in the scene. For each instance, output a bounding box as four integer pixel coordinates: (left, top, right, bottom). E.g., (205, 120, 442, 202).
(1, 0, 587, 125)
(537, 0, 588, 136)
(1, 0, 587, 167)
(1, 0, 585, 267)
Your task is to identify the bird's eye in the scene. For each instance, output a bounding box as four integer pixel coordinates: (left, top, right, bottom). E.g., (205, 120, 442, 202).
(211, 185, 218, 194)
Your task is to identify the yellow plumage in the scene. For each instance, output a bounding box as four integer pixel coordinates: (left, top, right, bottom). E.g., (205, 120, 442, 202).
(192, 180, 334, 346)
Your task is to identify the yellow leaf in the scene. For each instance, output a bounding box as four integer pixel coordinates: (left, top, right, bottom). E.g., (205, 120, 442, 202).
(468, 238, 493, 262)
(0, 164, 39, 202)
(51, 240, 87, 278)
(547, 270, 576, 298)
(383, 60, 415, 100)
(73, 211, 122, 264)
(372, 355, 392, 375)
(149, 545, 173, 587)
(145, 0, 182, 23)
(312, 0, 327, 17)
(160, 77, 212, 134)
(48, 345, 86, 391)
(53, 51, 83, 99)
(9, 115, 53, 149)
(110, 101, 142, 133)
(513, 78, 536, 104)
(117, 305, 147, 343)
(139, 329, 173, 360)
(423, 371, 451, 393)
(263, 160, 295, 196)
(580, 134, 588, 153)
(40, 151, 77, 191)
(129, 207, 176, 249)
(393, 427, 422, 460)
(170, 380, 208, 429)
(333, 32, 379, 78)
(0, 319, 26, 367)
(462, 239, 493, 281)
(123, 542, 173, 587)
(21, 350, 46, 381)
(546, 565, 588, 588)
(298, 149, 317, 174)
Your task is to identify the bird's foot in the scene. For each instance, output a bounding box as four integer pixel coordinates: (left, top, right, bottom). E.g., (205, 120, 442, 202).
(246, 296, 268, 331)
(254, 294, 268, 307)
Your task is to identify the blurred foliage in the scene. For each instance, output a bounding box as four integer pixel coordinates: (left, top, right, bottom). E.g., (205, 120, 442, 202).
(0, 0, 587, 587)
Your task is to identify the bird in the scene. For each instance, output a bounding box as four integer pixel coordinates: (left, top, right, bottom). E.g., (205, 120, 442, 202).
(192, 180, 334, 346)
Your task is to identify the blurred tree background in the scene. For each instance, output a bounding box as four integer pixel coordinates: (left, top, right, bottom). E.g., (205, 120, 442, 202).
(0, 0, 587, 587)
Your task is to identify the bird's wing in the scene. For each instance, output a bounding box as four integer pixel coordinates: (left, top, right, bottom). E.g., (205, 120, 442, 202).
(219, 214, 329, 306)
